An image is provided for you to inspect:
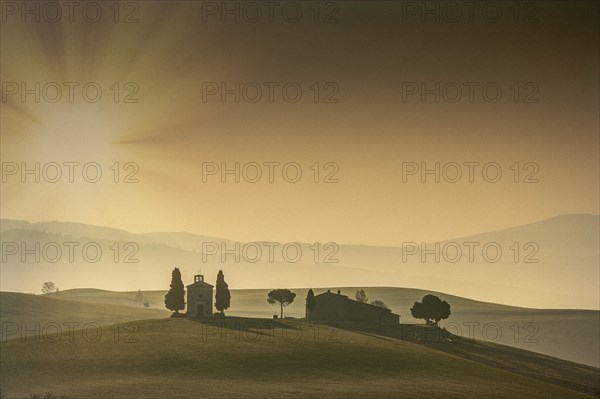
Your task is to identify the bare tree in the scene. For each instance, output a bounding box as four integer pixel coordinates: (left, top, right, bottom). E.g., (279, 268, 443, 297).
(355, 289, 369, 303)
(41, 282, 56, 295)
(370, 300, 389, 309)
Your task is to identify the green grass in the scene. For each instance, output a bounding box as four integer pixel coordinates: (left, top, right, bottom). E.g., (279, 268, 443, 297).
(1, 290, 598, 398)
(48, 287, 600, 367)
(1, 317, 598, 399)
(350, 323, 600, 397)
(0, 292, 170, 338)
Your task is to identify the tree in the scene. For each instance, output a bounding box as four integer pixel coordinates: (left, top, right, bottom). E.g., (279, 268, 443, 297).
(410, 294, 451, 325)
(136, 289, 143, 301)
(164, 268, 185, 314)
(267, 289, 296, 318)
(306, 289, 315, 320)
(370, 300, 389, 309)
(355, 289, 369, 303)
(215, 270, 231, 316)
(41, 282, 56, 294)
(410, 301, 426, 322)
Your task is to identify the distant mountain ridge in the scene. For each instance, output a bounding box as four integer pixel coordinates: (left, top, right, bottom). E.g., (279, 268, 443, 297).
(1, 214, 598, 309)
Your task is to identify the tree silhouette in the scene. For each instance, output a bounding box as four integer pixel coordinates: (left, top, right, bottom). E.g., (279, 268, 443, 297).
(410, 294, 451, 325)
(135, 289, 143, 302)
(410, 301, 426, 322)
(267, 289, 296, 318)
(370, 300, 389, 309)
(306, 289, 315, 320)
(41, 282, 56, 294)
(355, 289, 369, 303)
(215, 270, 231, 316)
(164, 268, 185, 314)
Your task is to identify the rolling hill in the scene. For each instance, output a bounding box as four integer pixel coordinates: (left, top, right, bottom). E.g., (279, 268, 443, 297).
(1, 316, 599, 399)
(1, 214, 598, 309)
(1, 215, 598, 368)
(3, 287, 598, 368)
(0, 292, 170, 332)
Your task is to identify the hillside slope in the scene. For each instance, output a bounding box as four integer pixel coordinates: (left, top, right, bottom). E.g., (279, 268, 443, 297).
(0, 292, 170, 339)
(45, 287, 600, 367)
(1, 318, 598, 399)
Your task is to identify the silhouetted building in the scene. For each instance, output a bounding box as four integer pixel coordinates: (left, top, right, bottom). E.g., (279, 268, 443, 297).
(307, 290, 400, 325)
(187, 274, 213, 317)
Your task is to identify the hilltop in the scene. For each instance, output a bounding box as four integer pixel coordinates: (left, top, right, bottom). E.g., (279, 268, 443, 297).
(29, 286, 599, 368)
(1, 317, 598, 399)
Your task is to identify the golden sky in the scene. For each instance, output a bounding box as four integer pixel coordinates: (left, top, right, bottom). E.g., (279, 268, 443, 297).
(1, 1, 598, 246)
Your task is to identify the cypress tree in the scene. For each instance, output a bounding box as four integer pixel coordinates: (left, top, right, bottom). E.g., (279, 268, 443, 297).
(215, 270, 231, 316)
(306, 289, 315, 320)
(164, 268, 185, 314)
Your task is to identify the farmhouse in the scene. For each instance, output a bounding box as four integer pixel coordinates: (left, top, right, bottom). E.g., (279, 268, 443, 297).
(307, 290, 400, 325)
(186, 274, 213, 317)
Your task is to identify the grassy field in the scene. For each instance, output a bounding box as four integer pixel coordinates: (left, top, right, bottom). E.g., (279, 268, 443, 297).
(1, 317, 599, 399)
(0, 292, 170, 337)
(42, 287, 600, 367)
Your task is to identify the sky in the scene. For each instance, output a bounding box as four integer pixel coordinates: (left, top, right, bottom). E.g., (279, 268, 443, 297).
(1, 0, 598, 247)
